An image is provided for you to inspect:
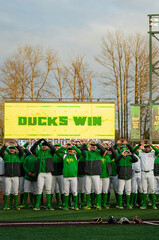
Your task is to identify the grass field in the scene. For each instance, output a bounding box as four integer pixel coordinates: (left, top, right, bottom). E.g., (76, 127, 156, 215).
(0, 225, 159, 240)
(0, 206, 159, 221)
(0, 194, 159, 240)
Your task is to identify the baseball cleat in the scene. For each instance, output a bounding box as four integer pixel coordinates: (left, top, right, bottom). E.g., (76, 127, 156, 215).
(140, 206, 147, 210)
(83, 205, 91, 210)
(15, 207, 20, 211)
(62, 207, 69, 211)
(3, 207, 10, 211)
(74, 207, 79, 211)
(46, 208, 54, 211)
(33, 207, 40, 211)
(118, 206, 124, 210)
(152, 205, 157, 210)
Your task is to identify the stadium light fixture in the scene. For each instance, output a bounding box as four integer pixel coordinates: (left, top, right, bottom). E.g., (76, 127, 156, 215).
(148, 14, 159, 143)
(150, 17, 159, 25)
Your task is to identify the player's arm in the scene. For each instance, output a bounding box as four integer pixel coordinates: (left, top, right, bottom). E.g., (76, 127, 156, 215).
(55, 146, 66, 158)
(24, 148, 31, 156)
(43, 140, 56, 155)
(115, 153, 122, 164)
(109, 145, 118, 159)
(80, 143, 87, 156)
(131, 153, 138, 163)
(15, 144, 24, 158)
(23, 157, 30, 174)
(132, 144, 141, 155)
(23, 142, 29, 149)
(30, 139, 43, 155)
(126, 141, 134, 154)
(150, 145, 159, 156)
(114, 142, 121, 153)
(0, 143, 9, 158)
(96, 143, 106, 156)
(72, 145, 81, 159)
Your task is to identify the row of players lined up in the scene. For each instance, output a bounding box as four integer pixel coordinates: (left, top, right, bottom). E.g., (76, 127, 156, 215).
(0, 138, 159, 211)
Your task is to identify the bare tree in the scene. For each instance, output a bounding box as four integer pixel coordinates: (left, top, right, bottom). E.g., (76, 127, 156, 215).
(96, 31, 159, 139)
(64, 55, 93, 101)
(0, 45, 57, 101)
(46, 60, 68, 100)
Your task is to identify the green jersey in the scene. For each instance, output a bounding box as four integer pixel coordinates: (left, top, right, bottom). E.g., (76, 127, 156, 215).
(23, 154, 37, 181)
(56, 146, 81, 177)
(100, 153, 112, 178)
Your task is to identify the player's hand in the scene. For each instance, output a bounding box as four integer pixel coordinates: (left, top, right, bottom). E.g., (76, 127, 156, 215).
(63, 144, 68, 148)
(10, 141, 17, 147)
(121, 150, 127, 157)
(28, 172, 32, 177)
(108, 141, 114, 147)
(140, 140, 145, 146)
(80, 140, 85, 145)
(126, 150, 132, 155)
(5, 142, 10, 147)
(145, 140, 151, 146)
(122, 139, 127, 144)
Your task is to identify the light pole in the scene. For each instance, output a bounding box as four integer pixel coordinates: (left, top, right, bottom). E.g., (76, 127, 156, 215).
(148, 14, 159, 143)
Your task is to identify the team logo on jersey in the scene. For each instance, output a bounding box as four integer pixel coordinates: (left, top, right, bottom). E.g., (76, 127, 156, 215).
(66, 158, 73, 163)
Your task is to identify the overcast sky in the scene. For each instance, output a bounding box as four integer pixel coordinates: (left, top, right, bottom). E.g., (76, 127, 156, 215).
(0, 0, 159, 97)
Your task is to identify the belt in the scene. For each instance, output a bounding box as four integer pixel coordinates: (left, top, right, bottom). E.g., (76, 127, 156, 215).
(135, 171, 140, 173)
(142, 170, 154, 173)
(0, 175, 4, 177)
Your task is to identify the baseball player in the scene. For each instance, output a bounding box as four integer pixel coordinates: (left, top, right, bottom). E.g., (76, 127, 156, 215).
(56, 142, 81, 211)
(81, 140, 106, 210)
(130, 153, 143, 207)
(115, 147, 138, 209)
(23, 153, 38, 208)
(108, 139, 132, 206)
(0, 141, 24, 210)
(154, 145, 159, 204)
(100, 146, 112, 209)
(77, 141, 86, 209)
(30, 139, 56, 210)
(51, 143, 64, 209)
(19, 142, 31, 208)
(0, 143, 5, 203)
(133, 140, 159, 210)
(106, 140, 119, 206)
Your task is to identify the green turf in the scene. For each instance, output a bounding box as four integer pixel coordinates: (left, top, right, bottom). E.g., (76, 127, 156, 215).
(0, 191, 159, 221)
(0, 225, 158, 240)
(0, 206, 158, 221)
(0, 193, 159, 240)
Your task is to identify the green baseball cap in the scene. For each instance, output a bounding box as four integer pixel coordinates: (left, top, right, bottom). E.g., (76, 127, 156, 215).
(67, 147, 74, 150)
(54, 143, 62, 147)
(9, 146, 16, 149)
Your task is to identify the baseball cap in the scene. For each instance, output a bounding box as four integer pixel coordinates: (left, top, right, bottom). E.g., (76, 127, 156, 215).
(90, 141, 96, 146)
(42, 142, 47, 146)
(67, 147, 74, 150)
(120, 147, 127, 152)
(144, 145, 151, 148)
(54, 143, 62, 147)
(77, 145, 81, 148)
(9, 146, 16, 149)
